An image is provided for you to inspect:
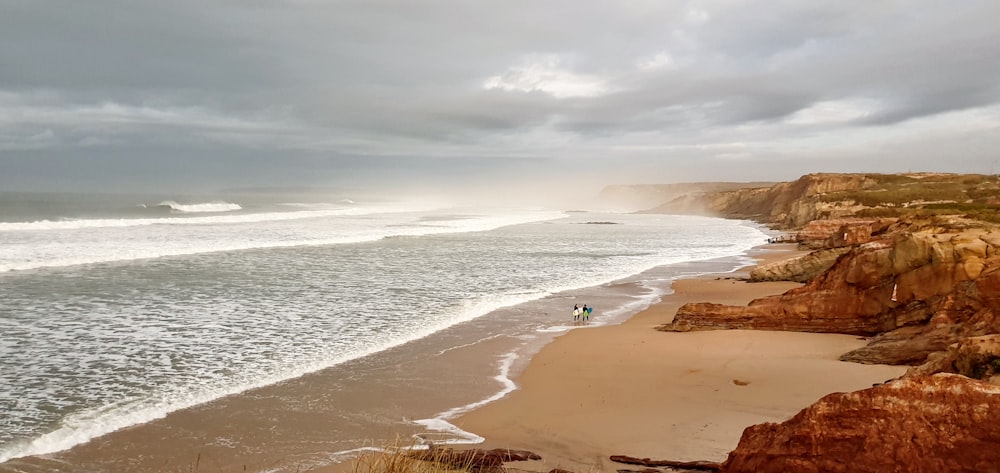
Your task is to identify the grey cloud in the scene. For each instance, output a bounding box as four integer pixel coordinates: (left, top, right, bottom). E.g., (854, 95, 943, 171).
(2, 0, 999, 190)
(552, 1, 1000, 134)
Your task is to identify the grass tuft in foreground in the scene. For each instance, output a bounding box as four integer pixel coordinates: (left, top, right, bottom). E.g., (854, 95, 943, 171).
(351, 441, 481, 473)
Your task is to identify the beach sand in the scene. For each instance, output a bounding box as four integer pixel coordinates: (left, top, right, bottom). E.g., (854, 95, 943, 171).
(1, 244, 907, 473)
(450, 244, 908, 472)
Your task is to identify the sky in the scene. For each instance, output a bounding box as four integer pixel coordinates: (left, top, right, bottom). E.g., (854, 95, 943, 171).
(2, 0, 999, 194)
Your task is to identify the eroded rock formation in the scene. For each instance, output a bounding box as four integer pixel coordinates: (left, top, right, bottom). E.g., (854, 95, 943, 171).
(666, 224, 1000, 366)
(718, 374, 1000, 473)
(642, 172, 1000, 231)
(793, 218, 894, 249)
(839, 258, 1000, 365)
(906, 334, 1000, 383)
(601, 173, 1000, 472)
(747, 246, 851, 283)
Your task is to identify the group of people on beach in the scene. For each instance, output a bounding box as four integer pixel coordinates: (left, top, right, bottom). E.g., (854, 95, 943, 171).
(572, 304, 593, 322)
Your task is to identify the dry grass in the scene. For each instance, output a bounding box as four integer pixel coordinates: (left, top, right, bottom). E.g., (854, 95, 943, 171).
(815, 173, 1000, 223)
(350, 441, 478, 473)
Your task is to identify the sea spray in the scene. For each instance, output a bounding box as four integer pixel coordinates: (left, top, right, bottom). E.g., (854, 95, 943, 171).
(154, 201, 243, 213)
(0, 202, 767, 464)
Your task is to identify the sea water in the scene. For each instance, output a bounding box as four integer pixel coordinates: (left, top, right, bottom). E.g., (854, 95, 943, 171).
(0, 191, 768, 465)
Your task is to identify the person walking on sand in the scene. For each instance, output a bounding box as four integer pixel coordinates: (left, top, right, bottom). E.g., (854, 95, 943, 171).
(573, 304, 580, 321)
(585, 305, 593, 321)
(581, 304, 589, 322)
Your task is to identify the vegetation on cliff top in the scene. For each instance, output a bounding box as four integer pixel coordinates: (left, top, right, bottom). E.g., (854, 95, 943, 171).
(818, 173, 1000, 223)
(621, 172, 1000, 227)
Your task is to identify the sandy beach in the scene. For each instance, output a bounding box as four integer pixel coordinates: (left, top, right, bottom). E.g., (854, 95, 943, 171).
(451, 244, 908, 472)
(1, 242, 910, 473)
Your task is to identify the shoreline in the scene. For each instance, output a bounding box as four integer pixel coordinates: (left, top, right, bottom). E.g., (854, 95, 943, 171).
(448, 243, 908, 472)
(1, 218, 769, 473)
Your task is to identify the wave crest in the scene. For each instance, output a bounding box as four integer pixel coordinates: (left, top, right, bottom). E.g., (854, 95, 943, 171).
(156, 201, 242, 213)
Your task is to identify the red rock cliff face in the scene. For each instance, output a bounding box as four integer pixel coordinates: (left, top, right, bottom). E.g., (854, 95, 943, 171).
(907, 334, 1000, 383)
(647, 173, 1000, 368)
(841, 262, 1000, 365)
(698, 173, 879, 228)
(794, 218, 895, 249)
(719, 374, 1000, 473)
(667, 226, 1000, 365)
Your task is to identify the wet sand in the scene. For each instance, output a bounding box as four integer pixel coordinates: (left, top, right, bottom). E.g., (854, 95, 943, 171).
(450, 244, 907, 472)
(2, 244, 907, 473)
(6, 247, 741, 473)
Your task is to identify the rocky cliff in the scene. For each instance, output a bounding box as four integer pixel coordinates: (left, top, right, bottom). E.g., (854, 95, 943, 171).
(607, 374, 1000, 473)
(479, 174, 1000, 473)
(652, 173, 1000, 473)
(718, 374, 1000, 473)
(445, 174, 1000, 473)
(666, 217, 1000, 367)
(640, 172, 1000, 229)
(907, 334, 1000, 383)
(650, 173, 1000, 371)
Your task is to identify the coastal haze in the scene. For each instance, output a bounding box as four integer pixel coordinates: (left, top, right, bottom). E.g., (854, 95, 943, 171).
(2, 1, 999, 472)
(0, 192, 768, 471)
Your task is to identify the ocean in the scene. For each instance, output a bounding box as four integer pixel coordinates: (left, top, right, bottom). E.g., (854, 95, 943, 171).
(0, 190, 768, 472)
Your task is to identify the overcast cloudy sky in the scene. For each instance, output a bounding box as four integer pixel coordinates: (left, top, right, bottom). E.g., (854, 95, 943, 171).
(2, 0, 999, 193)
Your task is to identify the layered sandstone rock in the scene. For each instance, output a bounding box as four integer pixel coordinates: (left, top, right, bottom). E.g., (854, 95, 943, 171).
(667, 238, 900, 335)
(793, 218, 894, 249)
(840, 263, 1000, 365)
(618, 174, 1000, 472)
(748, 247, 851, 283)
(701, 173, 879, 228)
(907, 335, 1000, 384)
(719, 374, 1000, 473)
(667, 228, 1000, 366)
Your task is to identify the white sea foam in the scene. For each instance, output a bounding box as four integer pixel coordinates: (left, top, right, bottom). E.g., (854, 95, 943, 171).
(0, 306, 511, 463)
(156, 201, 243, 213)
(411, 352, 520, 445)
(0, 201, 442, 232)
(0, 211, 770, 465)
(0, 207, 568, 272)
(536, 325, 577, 333)
(0, 226, 565, 461)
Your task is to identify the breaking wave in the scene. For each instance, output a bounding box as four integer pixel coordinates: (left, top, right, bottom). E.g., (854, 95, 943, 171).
(152, 201, 243, 213)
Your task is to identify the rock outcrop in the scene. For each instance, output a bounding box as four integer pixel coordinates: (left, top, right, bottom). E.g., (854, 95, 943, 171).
(640, 172, 1000, 231)
(906, 335, 1000, 384)
(839, 261, 1000, 365)
(649, 173, 880, 228)
(718, 374, 1000, 473)
(748, 247, 851, 283)
(667, 225, 1000, 366)
(596, 173, 1000, 473)
(793, 218, 895, 249)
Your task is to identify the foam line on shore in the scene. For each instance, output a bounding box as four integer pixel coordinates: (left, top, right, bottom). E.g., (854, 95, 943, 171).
(415, 249, 773, 450)
(0, 297, 529, 463)
(434, 334, 507, 357)
(411, 352, 521, 445)
(0, 283, 562, 462)
(0, 217, 773, 467)
(310, 245, 784, 470)
(414, 250, 770, 446)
